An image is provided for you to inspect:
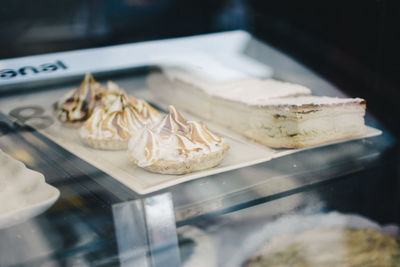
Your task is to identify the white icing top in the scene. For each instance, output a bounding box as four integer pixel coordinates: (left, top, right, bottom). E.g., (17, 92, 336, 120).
(156, 53, 249, 82)
(128, 106, 225, 167)
(162, 67, 311, 106)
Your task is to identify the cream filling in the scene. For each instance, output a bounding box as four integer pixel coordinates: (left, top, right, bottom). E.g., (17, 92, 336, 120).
(249, 114, 366, 141)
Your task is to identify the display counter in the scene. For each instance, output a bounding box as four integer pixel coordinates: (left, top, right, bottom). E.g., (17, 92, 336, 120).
(0, 31, 398, 266)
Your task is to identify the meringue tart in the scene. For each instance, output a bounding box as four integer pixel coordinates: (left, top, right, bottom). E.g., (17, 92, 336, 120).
(147, 68, 366, 148)
(54, 73, 107, 127)
(80, 93, 162, 150)
(127, 105, 230, 174)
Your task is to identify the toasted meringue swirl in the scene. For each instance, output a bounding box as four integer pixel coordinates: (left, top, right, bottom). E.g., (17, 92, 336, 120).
(80, 94, 162, 142)
(98, 81, 125, 108)
(54, 73, 106, 124)
(128, 105, 225, 167)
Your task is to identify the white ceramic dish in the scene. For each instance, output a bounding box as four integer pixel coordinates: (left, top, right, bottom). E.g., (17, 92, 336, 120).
(0, 87, 382, 195)
(0, 149, 60, 229)
(178, 212, 399, 267)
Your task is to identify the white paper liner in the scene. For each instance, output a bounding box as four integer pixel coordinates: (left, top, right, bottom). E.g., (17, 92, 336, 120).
(0, 88, 381, 194)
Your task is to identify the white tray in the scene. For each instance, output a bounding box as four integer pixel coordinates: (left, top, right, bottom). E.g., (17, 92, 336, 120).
(0, 87, 381, 195)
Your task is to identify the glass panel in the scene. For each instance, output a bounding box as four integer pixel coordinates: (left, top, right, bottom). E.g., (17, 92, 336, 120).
(112, 193, 181, 267)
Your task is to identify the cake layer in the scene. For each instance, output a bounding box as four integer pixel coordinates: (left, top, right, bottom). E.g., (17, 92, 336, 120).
(147, 70, 366, 148)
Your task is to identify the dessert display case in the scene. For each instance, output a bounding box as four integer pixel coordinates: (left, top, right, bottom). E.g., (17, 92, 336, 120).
(0, 31, 399, 266)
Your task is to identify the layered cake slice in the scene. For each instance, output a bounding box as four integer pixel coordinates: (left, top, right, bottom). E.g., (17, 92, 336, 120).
(147, 68, 366, 148)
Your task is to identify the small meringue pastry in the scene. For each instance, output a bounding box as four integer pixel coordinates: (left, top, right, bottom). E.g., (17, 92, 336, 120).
(54, 73, 106, 126)
(80, 94, 162, 150)
(127, 105, 230, 174)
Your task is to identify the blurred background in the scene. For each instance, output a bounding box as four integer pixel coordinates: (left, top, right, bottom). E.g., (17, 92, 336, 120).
(0, 0, 399, 138)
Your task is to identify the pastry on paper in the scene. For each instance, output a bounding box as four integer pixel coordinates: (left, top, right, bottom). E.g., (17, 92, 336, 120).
(80, 93, 162, 150)
(127, 105, 229, 174)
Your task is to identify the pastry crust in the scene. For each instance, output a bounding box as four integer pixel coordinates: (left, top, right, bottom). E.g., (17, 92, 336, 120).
(128, 143, 230, 174)
(80, 136, 128, 150)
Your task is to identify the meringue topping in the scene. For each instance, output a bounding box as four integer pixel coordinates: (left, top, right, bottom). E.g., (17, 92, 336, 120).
(55, 73, 106, 124)
(128, 105, 225, 167)
(80, 94, 162, 143)
(98, 81, 125, 108)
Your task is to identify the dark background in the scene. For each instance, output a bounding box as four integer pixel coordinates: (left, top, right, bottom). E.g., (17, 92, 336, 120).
(0, 0, 399, 138)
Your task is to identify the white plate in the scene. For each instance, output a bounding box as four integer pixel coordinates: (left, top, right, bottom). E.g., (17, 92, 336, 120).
(235, 212, 399, 266)
(0, 149, 60, 229)
(0, 87, 382, 195)
(178, 212, 399, 267)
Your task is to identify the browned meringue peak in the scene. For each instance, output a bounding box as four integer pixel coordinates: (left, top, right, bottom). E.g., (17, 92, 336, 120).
(95, 81, 127, 109)
(99, 81, 161, 122)
(153, 105, 189, 135)
(125, 94, 162, 124)
(128, 105, 225, 167)
(55, 73, 106, 124)
(81, 94, 162, 142)
(187, 121, 223, 149)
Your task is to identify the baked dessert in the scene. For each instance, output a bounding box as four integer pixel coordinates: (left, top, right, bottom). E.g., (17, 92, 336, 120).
(54, 73, 107, 126)
(127, 105, 229, 174)
(80, 93, 162, 150)
(245, 227, 400, 267)
(147, 68, 366, 148)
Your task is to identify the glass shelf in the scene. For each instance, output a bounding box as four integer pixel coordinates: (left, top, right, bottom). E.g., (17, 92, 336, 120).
(0, 32, 397, 266)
